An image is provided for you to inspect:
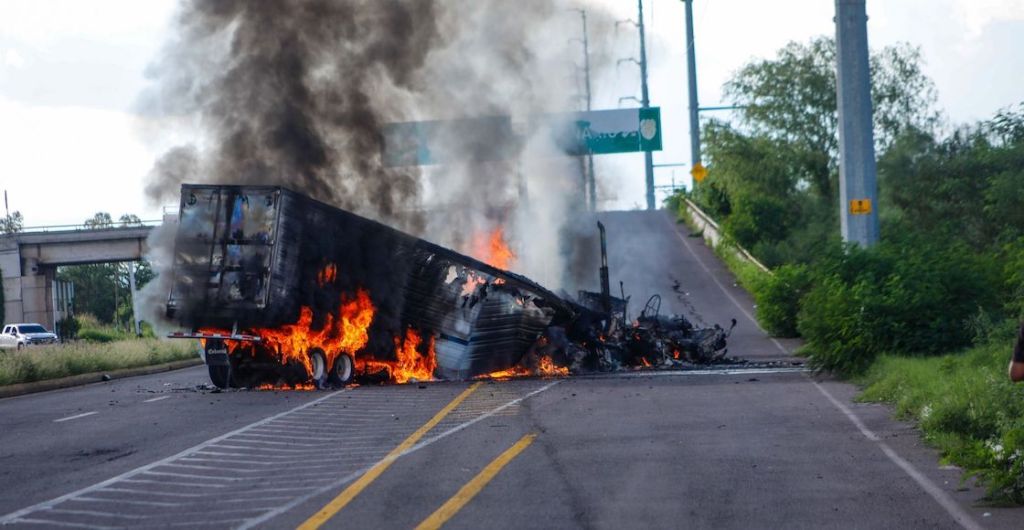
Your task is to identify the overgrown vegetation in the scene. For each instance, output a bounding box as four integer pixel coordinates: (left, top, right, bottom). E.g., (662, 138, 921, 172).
(671, 35, 1024, 502)
(0, 339, 195, 386)
(857, 323, 1024, 504)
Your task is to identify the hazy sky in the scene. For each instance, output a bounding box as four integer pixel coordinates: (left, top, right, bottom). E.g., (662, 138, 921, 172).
(1, 0, 1022, 225)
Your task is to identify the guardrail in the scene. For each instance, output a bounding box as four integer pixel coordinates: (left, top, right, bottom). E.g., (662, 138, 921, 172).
(17, 220, 163, 233)
(682, 197, 770, 274)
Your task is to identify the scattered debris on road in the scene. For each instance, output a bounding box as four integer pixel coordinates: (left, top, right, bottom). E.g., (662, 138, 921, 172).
(165, 185, 743, 390)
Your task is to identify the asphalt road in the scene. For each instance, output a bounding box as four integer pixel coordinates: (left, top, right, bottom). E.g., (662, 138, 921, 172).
(0, 210, 1019, 529)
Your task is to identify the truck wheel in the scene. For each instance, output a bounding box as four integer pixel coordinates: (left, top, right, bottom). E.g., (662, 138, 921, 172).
(208, 363, 232, 389)
(309, 349, 328, 388)
(329, 354, 355, 386)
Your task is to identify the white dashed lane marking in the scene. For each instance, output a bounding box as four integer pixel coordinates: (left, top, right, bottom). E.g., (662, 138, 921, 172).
(53, 412, 98, 423)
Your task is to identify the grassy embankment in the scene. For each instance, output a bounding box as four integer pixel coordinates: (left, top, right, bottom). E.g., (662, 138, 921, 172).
(0, 316, 196, 387)
(670, 200, 1024, 504)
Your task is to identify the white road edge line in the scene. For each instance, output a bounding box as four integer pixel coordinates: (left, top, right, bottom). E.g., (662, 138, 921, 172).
(237, 380, 562, 530)
(663, 214, 790, 355)
(811, 381, 982, 530)
(143, 396, 171, 403)
(0, 390, 343, 525)
(53, 411, 98, 423)
(666, 213, 982, 530)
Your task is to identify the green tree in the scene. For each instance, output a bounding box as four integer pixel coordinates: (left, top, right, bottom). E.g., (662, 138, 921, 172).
(0, 211, 23, 234)
(119, 214, 143, 227)
(723, 37, 939, 201)
(84, 212, 113, 229)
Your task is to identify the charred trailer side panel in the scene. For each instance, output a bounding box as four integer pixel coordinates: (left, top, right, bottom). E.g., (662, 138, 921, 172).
(166, 184, 575, 382)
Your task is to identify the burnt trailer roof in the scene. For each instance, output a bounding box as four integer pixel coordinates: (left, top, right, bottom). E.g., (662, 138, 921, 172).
(166, 184, 577, 379)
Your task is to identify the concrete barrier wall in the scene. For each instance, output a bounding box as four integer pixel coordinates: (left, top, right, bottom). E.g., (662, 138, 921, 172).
(682, 198, 770, 274)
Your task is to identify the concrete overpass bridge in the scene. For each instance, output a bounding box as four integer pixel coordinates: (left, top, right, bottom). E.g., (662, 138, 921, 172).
(1, 225, 156, 330)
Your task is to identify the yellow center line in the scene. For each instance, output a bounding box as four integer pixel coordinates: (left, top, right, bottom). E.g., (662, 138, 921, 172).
(297, 382, 482, 530)
(415, 433, 537, 530)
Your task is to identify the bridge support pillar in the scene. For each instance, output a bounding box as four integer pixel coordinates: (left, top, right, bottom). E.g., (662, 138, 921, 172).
(19, 265, 56, 331)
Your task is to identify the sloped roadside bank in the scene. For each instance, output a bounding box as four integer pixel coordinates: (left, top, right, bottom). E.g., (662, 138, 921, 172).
(670, 196, 1024, 504)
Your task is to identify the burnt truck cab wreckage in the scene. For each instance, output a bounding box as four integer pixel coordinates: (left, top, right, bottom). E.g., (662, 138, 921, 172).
(165, 185, 736, 389)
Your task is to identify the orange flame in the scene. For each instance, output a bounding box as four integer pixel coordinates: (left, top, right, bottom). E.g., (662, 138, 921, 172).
(479, 355, 568, 380)
(390, 328, 438, 384)
(253, 288, 375, 376)
(480, 365, 532, 380)
(317, 263, 337, 286)
(471, 228, 516, 270)
(537, 355, 569, 376)
(204, 287, 440, 385)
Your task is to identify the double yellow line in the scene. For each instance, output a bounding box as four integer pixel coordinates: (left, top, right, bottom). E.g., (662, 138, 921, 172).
(298, 382, 536, 530)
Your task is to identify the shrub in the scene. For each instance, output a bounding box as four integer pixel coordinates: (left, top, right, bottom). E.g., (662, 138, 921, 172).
(799, 238, 1001, 375)
(753, 264, 811, 337)
(1004, 237, 1024, 319)
(77, 328, 122, 343)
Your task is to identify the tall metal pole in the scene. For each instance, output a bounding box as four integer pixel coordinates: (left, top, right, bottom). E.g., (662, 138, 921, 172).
(580, 10, 597, 212)
(637, 0, 655, 210)
(835, 0, 879, 246)
(683, 0, 701, 169)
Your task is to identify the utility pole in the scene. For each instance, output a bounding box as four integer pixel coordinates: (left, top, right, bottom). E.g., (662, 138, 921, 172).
(580, 10, 597, 212)
(835, 0, 879, 246)
(683, 0, 701, 169)
(571, 9, 598, 212)
(637, 0, 655, 210)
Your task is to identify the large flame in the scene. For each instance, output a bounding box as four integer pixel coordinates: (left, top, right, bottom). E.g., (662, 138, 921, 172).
(253, 288, 375, 377)
(203, 263, 440, 386)
(390, 328, 438, 384)
(471, 227, 516, 270)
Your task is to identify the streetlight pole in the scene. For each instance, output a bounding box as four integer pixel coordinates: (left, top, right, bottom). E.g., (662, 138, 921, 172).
(683, 0, 701, 169)
(637, 0, 655, 210)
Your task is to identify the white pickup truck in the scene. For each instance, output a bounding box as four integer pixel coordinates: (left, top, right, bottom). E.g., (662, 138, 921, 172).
(0, 323, 59, 349)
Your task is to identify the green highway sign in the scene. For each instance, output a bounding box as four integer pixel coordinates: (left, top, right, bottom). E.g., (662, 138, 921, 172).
(382, 108, 662, 167)
(557, 107, 662, 155)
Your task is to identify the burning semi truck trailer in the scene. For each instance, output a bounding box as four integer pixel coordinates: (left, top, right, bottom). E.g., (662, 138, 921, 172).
(165, 185, 577, 388)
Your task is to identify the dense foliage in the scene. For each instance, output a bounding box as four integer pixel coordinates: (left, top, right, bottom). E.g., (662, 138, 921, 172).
(673, 35, 1024, 502)
(687, 36, 1024, 369)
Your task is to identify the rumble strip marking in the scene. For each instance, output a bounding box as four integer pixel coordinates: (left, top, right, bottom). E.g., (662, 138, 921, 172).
(297, 382, 483, 530)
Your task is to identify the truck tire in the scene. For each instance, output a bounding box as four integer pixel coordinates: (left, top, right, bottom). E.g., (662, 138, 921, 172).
(329, 353, 355, 386)
(309, 349, 328, 388)
(208, 363, 232, 389)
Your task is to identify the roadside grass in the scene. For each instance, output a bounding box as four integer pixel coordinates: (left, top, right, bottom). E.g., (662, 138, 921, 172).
(855, 325, 1024, 504)
(670, 196, 1024, 503)
(0, 339, 197, 387)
